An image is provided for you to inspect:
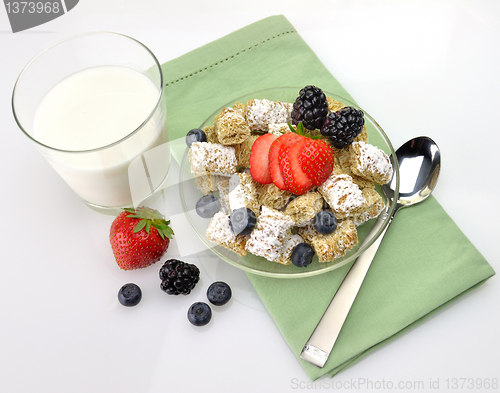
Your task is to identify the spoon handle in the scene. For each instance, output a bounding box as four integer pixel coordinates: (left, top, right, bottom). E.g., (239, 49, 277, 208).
(300, 208, 396, 368)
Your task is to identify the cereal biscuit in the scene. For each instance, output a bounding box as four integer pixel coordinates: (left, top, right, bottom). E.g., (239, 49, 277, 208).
(206, 212, 248, 256)
(228, 173, 260, 215)
(245, 206, 294, 262)
(194, 173, 228, 195)
(214, 108, 251, 145)
(189, 142, 237, 176)
(245, 99, 292, 132)
(311, 220, 358, 262)
(276, 234, 304, 265)
(350, 187, 385, 226)
(284, 192, 323, 227)
(232, 102, 247, 115)
(268, 123, 293, 136)
(331, 162, 344, 176)
(296, 220, 359, 263)
(204, 125, 219, 143)
(295, 222, 318, 244)
(232, 134, 258, 168)
(349, 141, 393, 185)
(255, 183, 293, 210)
(334, 149, 373, 189)
(335, 147, 355, 173)
(351, 174, 376, 190)
(217, 178, 231, 215)
(317, 173, 366, 219)
(326, 97, 345, 113)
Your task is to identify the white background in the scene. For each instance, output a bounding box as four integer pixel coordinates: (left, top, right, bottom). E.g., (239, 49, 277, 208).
(1, 1, 499, 392)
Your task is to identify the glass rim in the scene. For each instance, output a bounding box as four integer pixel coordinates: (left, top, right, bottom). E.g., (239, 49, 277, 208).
(11, 31, 164, 154)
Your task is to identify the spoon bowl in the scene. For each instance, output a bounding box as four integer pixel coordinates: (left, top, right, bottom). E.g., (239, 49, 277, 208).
(301, 136, 441, 368)
(384, 136, 441, 208)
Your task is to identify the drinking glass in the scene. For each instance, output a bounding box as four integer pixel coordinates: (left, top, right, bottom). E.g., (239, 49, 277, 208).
(12, 32, 170, 213)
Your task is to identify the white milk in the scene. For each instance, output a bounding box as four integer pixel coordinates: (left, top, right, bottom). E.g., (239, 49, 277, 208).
(34, 66, 168, 208)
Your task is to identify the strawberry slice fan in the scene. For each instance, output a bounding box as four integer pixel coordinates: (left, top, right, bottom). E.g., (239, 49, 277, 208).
(248, 133, 278, 184)
(250, 122, 334, 195)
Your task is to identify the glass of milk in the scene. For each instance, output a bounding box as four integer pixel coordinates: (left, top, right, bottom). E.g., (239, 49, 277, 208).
(12, 32, 170, 213)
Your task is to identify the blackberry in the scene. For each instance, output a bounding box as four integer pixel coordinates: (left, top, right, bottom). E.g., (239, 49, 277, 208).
(321, 106, 364, 149)
(291, 85, 329, 130)
(159, 259, 200, 295)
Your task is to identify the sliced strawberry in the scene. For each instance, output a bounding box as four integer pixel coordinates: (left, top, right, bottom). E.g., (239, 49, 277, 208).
(269, 133, 299, 190)
(249, 133, 278, 184)
(279, 136, 313, 195)
(299, 139, 335, 186)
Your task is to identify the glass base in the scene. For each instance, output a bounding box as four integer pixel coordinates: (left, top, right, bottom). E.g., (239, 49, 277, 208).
(82, 166, 170, 215)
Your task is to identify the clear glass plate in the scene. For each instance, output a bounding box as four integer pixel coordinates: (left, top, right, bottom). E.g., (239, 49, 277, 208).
(179, 87, 399, 278)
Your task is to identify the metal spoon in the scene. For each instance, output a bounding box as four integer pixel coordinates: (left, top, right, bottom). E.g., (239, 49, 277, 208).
(300, 136, 441, 368)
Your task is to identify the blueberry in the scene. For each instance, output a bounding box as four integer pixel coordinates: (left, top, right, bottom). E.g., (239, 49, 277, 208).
(118, 283, 142, 307)
(291, 243, 315, 268)
(186, 129, 207, 147)
(207, 281, 232, 306)
(187, 302, 212, 326)
(195, 194, 221, 218)
(229, 207, 257, 235)
(313, 210, 337, 234)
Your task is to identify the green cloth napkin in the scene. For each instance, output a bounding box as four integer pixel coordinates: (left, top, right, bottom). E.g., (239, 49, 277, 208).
(161, 15, 495, 380)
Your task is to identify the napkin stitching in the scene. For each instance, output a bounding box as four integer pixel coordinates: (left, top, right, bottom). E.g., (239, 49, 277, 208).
(164, 29, 297, 87)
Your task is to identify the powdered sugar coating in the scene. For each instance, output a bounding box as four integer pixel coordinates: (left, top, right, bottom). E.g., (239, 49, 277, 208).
(246, 99, 292, 131)
(277, 234, 304, 265)
(217, 178, 231, 215)
(350, 187, 385, 226)
(317, 174, 366, 219)
(245, 206, 294, 261)
(189, 142, 237, 176)
(228, 173, 260, 214)
(206, 212, 247, 256)
(206, 212, 234, 244)
(351, 141, 393, 184)
(228, 174, 246, 211)
(351, 199, 385, 226)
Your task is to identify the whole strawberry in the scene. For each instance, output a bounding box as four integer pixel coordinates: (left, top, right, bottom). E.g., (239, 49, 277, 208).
(110, 207, 174, 270)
